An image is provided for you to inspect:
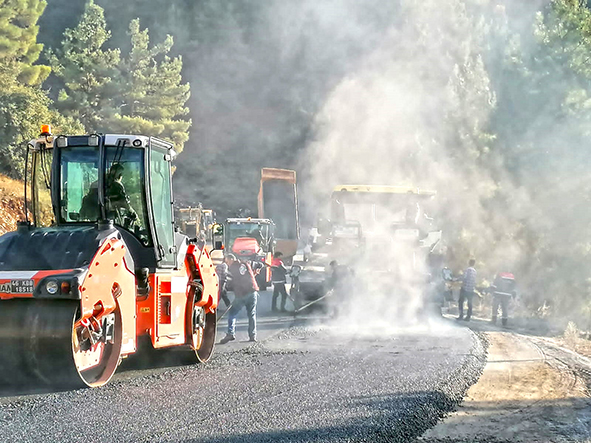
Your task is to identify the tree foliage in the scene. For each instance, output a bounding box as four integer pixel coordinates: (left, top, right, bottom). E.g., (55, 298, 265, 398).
(48, 2, 191, 152)
(48, 0, 120, 132)
(0, 0, 51, 85)
(109, 19, 191, 152)
(0, 0, 81, 179)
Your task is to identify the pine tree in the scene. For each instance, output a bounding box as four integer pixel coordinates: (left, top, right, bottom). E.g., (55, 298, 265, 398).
(0, 72, 83, 178)
(109, 19, 191, 153)
(0, 0, 51, 85)
(48, 0, 120, 132)
(0, 0, 81, 179)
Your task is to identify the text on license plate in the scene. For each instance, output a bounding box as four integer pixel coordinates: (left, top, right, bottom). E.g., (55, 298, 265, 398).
(0, 279, 35, 293)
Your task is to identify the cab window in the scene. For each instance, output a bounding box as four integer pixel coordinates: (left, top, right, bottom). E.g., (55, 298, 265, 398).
(33, 147, 55, 227)
(150, 147, 174, 266)
(105, 147, 150, 245)
(60, 147, 99, 223)
(60, 146, 151, 246)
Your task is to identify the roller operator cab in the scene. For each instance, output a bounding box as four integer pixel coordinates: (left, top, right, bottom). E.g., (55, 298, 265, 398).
(0, 129, 218, 389)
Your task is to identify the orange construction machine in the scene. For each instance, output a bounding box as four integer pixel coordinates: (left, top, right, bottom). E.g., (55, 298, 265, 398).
(257, 168, 299, 263)
(0, 128, 218, 389)
(224, 217, 274, 290)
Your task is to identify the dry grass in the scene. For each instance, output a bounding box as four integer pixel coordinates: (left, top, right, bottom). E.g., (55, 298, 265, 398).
(0, 173, 54, 233)
(560, 321, 591, 359)
(0, 174, 27, 234)
(0, 174, 26, 198)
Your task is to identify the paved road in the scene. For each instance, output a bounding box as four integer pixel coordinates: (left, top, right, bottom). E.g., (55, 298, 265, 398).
(0, 291, 485, 443)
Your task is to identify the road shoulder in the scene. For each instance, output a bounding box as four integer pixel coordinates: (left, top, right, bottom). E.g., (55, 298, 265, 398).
(417, 320, 591, 443)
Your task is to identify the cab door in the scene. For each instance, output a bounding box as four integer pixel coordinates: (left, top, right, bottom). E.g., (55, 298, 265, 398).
(148, 143, 175, 268)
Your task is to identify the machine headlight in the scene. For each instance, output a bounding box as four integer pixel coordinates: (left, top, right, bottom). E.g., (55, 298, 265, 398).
(45, 280, 59, 295)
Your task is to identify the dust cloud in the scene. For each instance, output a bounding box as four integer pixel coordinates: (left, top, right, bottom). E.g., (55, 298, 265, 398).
(168, 0, 587, 327)
(297, 0, 583, 328)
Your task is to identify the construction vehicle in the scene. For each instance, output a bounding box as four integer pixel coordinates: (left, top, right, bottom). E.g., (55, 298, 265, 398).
(0, 127, 218, 389)
(224, 217, 274, 290)
(297, 185, 443, 310)
(178, 206, 216, 246)
(258, 168, 299, 263)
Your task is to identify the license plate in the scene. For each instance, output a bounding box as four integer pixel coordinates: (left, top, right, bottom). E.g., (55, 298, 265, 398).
(10, 279, 35, 293)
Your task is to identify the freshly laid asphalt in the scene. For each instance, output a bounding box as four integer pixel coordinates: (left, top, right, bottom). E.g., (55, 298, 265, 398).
(0, 292, 485, 443)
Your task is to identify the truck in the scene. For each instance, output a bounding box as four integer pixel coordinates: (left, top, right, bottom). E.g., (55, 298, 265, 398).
(223, 217, 275, 290)
(178, 206, 216, 246)
(258, 168, 299, 264)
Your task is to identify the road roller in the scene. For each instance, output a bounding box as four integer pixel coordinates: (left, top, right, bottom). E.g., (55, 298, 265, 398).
(0, 128, 218, 389)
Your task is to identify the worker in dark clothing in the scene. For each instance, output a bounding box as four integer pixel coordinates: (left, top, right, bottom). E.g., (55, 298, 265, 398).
(491, 272, 517, 326)
(105, 163, 136, 219)
(215, 261, 232, 308)
(79, 163, 137, 223)
(328, 260, 354, 290)
(79, 180, 100, 221)
(457, 258, 477, 322)
(197, 232, 207, 250)
(220, 254, 259, 344)
(271, 252, 289, 313)
(327, 260, 354, 317)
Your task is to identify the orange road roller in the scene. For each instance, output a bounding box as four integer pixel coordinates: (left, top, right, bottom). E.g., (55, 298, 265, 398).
(0, 129, 218, 388)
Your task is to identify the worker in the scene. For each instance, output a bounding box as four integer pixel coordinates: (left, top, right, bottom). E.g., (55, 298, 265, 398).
(326, 260, 354, 317)
(271, 251, 289, 313)
(197, 232, 207, 249)
(105, 163, 136, 218)
(457, 258, 477, 322)
(215, 260, 232, 308)
(79, 180, 100, 221)
(491, 271, 517, 326)
(80, 163, 137, 223)
(220, 254, 259, 344)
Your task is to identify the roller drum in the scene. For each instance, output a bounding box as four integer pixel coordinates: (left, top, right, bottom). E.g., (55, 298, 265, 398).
(0, 299, 121, 389)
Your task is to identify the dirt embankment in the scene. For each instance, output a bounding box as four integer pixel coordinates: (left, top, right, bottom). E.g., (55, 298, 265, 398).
(0, 175, 26, 235)
(418, 320, 591, 443)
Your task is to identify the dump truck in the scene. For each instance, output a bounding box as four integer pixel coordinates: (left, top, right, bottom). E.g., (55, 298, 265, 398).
(0, 128, 218, 389)
(298, 185, 443, 309)
(258, 168, 299, 264)
(223, 217, 275, 290)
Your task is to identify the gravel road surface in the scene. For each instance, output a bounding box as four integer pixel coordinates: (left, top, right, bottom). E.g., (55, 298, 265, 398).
(0, 292, 485, 442)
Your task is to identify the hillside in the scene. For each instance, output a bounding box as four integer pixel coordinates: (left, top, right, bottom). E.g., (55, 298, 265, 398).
(0, 175, 27, 235)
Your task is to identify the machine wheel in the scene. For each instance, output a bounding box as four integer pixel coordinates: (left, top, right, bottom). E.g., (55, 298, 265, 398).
(187, 289, 217, 363)
(72, 304, 123, 387)
(0, 299, 122, 389)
